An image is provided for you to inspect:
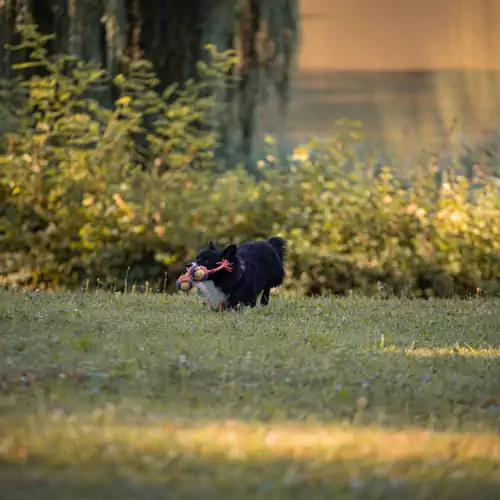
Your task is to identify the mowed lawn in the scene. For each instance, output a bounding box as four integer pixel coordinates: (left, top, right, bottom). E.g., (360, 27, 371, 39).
(0, 290, 500, 499)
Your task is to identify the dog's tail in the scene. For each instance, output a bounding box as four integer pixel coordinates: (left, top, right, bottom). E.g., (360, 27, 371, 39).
(268, 237, 287, 263)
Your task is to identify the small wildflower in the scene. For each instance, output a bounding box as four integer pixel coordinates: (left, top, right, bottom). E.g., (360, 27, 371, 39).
(356, 396, 368, 409)
(291, 147, 309, 162)
(178, 355, 189, 367)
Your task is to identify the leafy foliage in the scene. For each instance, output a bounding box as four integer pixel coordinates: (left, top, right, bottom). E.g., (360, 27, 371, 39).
(1, 24, 499, 297)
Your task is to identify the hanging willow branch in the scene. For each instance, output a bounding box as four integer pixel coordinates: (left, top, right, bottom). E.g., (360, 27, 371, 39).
(233, 0, 298, 169)
(103, 0, 127, 78)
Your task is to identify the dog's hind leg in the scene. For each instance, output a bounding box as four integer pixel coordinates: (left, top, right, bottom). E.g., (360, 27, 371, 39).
(260, 287, 271, 306)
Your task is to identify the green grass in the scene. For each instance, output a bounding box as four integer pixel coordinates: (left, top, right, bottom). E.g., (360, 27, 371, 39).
(1, 289, 500, 499)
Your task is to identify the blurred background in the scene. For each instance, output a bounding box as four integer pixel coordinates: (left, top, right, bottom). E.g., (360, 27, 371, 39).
(0, 0, 499, 297)
(260, 0, 500, 166)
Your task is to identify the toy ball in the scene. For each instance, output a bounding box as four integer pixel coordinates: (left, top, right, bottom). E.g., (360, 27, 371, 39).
(176, 273, 193, 292)
(176, 264, 210, 293)
(192, 265, 208, 282)
(179, 280, 192, 292)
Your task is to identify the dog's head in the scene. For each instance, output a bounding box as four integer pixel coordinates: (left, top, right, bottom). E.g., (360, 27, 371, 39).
(190, 241, 238, 280)
(188, 242, 238, 310)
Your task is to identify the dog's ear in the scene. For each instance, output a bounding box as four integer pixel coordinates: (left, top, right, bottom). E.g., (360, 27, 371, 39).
(208, 241, 217, 251)
(222, 244, 237, 261)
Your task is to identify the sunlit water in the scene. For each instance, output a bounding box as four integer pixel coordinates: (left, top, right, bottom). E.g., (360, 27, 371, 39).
(258, 70, 500, 169)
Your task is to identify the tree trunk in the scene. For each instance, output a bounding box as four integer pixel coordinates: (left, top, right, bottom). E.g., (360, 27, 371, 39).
(0, 0, 14, 78)
(200, 0, 237, 165)
(0, 0, 34, 77)
(82, 0, 102, 64)
(68, 0, 82, 57)
(104, 0, 126, 103)
(237, 0, 260, 172)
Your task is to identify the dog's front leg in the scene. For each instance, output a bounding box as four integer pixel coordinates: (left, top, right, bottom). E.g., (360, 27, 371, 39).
(224, 297, 240, 312)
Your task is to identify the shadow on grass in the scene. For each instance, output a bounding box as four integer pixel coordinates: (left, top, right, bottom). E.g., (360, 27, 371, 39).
(1, 453, 500, 500)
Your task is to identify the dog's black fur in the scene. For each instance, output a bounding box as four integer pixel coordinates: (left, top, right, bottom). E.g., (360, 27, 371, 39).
(192, 237, 286, 310)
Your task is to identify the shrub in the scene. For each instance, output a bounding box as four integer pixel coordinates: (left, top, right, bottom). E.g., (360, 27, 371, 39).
(1, 24, 499, 297)
(0, 24, 238, 290)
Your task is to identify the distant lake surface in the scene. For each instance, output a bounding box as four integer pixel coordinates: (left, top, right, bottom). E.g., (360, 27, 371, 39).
(258, 69, 500, 164)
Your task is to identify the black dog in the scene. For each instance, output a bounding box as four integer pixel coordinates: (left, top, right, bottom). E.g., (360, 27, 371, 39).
(190, 237, 286, 310)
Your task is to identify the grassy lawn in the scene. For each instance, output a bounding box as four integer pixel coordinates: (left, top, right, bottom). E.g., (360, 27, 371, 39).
(1, 289, 500, 499)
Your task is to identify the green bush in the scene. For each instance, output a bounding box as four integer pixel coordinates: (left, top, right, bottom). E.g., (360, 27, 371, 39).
(0, 24, 238, 290)
(1, 25, 499, 297)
